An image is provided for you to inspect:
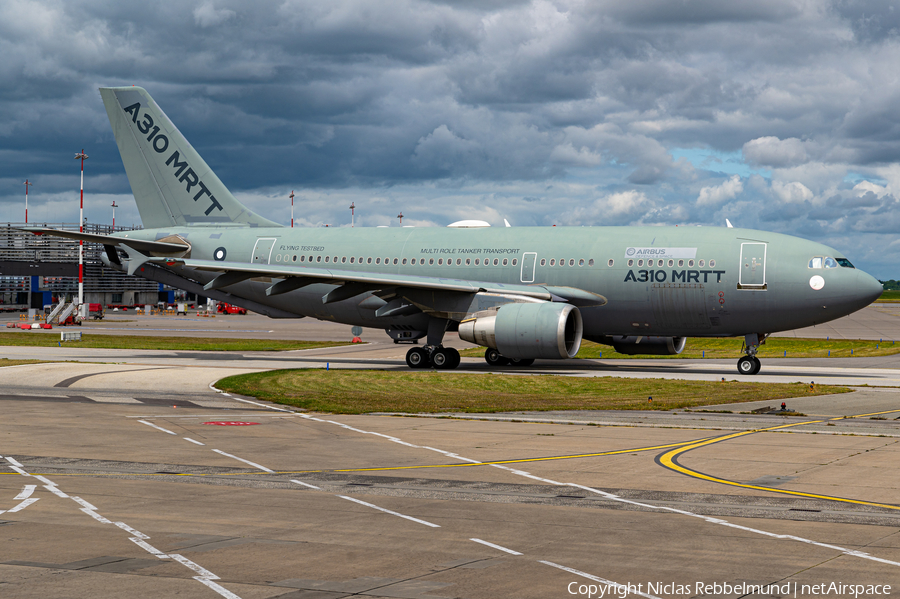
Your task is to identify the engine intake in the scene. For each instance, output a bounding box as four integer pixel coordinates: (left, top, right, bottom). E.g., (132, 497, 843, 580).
(458, 302, 583, 359)
(605, 335, 687, 356)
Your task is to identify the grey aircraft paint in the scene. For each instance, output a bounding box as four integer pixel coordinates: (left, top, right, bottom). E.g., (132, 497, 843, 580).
(26, 87, 884, 374)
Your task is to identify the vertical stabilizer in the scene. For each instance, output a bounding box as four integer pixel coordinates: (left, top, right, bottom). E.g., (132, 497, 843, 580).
(100, 86, 280, 229)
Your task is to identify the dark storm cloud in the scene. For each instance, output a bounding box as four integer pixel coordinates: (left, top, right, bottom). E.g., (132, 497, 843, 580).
(4, 0, 900, 275)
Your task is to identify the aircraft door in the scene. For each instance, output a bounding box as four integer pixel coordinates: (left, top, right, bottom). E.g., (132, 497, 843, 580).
(520, 252, 537, 283)
(739, 242, 767, 289)
(251, 238, 277, 264)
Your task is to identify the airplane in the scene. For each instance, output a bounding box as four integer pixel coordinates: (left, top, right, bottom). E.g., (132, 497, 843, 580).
(23, 86, 883, 375)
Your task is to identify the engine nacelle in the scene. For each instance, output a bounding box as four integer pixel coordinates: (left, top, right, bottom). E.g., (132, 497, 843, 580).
(458, 302, 583, 359)
(606, 335, 687, 356)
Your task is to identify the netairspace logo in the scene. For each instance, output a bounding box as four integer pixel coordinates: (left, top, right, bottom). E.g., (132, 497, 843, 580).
(567, 581, 893, 598)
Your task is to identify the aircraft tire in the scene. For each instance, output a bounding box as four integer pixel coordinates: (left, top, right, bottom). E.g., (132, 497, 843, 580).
(406, 347, 430, 369)
(751, 356, 761, 374)
(431, 348, 459, 370)
(510, 358, 535, 367)
(484, 348, 510, 366)
(737, 356, 756, 375)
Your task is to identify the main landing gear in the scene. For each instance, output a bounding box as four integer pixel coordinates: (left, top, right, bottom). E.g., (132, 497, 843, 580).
(405, 318, 461, 369)
(484, 348, 534, 368)
(406, 346, 461, 369)
(736, 333, 767, 375)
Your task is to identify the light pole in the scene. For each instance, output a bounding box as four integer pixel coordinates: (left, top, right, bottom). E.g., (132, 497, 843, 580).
(290, 190, 294, 228)
(24, 179, 32, 224)
(349, 202, 355, 227)
(75, 149, 88, 306)
(397, 211, 403, 226)
(111, 200, 117, 230)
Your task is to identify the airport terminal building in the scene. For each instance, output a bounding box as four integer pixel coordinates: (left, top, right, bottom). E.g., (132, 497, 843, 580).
(0, 222, 171, 309)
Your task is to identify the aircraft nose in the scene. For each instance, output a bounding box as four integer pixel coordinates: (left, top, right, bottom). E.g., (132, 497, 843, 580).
(857, 270, 883, 305)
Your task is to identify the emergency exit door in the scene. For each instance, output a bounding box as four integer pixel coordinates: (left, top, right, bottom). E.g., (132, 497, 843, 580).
(738, 242, 767, 289)
(520, 252, 537, 283)
(251, 238, 277, 264)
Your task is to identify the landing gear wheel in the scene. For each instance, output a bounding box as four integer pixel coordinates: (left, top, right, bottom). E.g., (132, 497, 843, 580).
(751, 356, 761, 374)
(737, 356, 757, 375)
(510, 358, 535, 367)
(432, 347, 460, 370)
(484, 348, 510, 366)
(406, 347, 430, 369)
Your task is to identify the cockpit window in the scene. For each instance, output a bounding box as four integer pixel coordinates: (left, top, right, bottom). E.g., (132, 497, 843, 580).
(824, 257, 838, 269)
(808, 257, 823, 269)
(836, 257, 855, 268)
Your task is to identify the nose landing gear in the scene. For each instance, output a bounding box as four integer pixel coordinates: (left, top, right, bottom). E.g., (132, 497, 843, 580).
(736, 333, 767, 375)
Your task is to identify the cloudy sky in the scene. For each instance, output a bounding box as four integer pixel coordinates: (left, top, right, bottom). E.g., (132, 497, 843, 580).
(3, 0, 900, 277)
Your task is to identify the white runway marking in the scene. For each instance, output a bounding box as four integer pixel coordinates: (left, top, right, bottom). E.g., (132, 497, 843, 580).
(14, 485, 36, 500)
(338, 495, 440, 528)
(137, 420, 176, 435)
(291, 479, 320, 490)
(184, 437, 205, 445)
(540, 561, 662, 599)
(4, 458, 242, 598)
(211, 449, 275, 473)
(5, 457, 24, 467)
(470, 538, 522, 555)
(284, 414, 900, 569)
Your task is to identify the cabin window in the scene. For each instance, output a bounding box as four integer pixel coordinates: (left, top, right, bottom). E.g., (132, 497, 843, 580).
(550, 259, 556, 266)
(466, 258, 471, 265)
(333, 257, 338, 263)
(429, 258, 434, 265)
(475, 259, 480, 265)
(366, 257, 372, 264)
(677, 259, 683, 267)
(559, 258, 564, 265)
(512, 258, 517, 266)
(292, 255, 297, 262)
(565, 259, 571, 266)
(341, 257, 347, 263)
(324, 256, 329, 263)
(316, 256, 322, 263)
(350, 257, 355, 264)
(605, 259, 612, 267)
(709, 259, 716, 268)
(637, 259, 643, 267)
(667, 259, 674, 267)
(493, 258, 499, 266)
(401, 258, 407, 265)
(275, 254, 281, 262)
(824, 257, 838, 269)
(589, 259, 594, 266)
(540, 259, 546, 266)
(393, 258, 399, 265)
(698, 259, 705, 267)
(300, 255, 306, 262)
(375, 258, 381, 264)
(657, 259, 664, 267)
(438, 258, 443, 265)
(456, 258, 462, 265)
(502, 258, 508, 266)
(627, 259, 634, 267)
(688, 259, 694, 267)
(578, 259, 584, 267)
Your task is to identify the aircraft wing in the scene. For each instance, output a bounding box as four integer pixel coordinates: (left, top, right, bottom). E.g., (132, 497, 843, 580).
(137, 254, 606, 308)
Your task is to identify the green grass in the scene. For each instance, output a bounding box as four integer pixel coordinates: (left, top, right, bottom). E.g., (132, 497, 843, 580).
(459, 336, 900, 360)
(0, 358, 46, 367)
(876, 290, 900, 303)
(215, 369, 848, 414)
(0, 332, 350, 352)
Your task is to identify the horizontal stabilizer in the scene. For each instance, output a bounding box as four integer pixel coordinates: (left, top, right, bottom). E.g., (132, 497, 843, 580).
(19, 227, 189, 255)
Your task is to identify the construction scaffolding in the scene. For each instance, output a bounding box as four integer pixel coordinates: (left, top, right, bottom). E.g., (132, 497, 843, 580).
(0, 222, 163, 309)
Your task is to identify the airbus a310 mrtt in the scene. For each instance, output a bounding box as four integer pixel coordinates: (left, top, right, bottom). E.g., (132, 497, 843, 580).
(25, 87, 883, 374)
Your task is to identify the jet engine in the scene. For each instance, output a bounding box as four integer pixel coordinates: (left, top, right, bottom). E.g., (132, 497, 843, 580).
(603, 335, 687, 356)
(458, 302, 583, 359)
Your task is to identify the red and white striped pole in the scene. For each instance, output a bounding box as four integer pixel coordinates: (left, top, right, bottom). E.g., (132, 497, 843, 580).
(24, 179, 32, 224)
(290, 190, 294, 228)
(111, 200, 117, 230)
(75, 150, 88, 306)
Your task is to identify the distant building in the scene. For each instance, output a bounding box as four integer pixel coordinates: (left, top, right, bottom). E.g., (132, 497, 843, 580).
(0, 223, 172, 309)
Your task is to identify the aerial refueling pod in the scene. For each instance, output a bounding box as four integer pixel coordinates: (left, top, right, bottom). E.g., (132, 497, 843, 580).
(607, 335, 687, 356)
(458, 302, 583, 359)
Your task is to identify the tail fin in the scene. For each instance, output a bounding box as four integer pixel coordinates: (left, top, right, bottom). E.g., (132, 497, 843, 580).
(100, 86, 280, 229)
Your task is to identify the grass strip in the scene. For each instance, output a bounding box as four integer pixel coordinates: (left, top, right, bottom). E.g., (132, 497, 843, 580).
(460, 336, 900, 360)
(0, 332, 350, 352)
(876, 290, 900, 303)
(215, 369, 848, 414)
(0, 359, 46, 367)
